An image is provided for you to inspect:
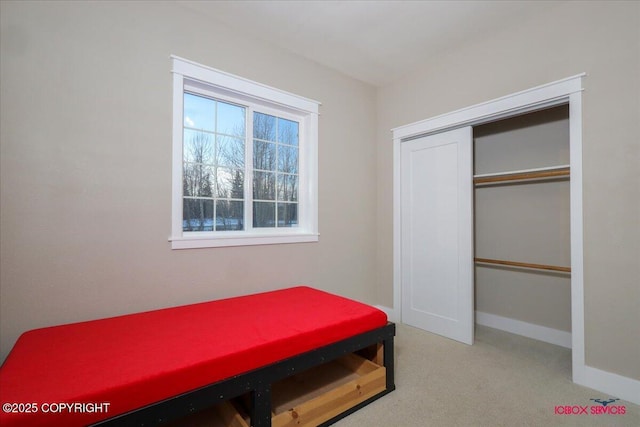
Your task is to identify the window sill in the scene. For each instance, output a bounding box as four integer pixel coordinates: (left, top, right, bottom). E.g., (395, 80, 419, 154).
(169, 233, 319, 249)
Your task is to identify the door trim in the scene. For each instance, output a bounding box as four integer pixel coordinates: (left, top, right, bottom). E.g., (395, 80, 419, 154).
(392, 74, 585, 383)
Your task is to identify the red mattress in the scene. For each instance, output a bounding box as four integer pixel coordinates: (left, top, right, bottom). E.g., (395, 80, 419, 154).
(0, 286, 386, 427)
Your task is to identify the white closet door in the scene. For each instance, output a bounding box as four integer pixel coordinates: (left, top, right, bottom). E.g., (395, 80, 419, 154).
(401, 127, 474, 345)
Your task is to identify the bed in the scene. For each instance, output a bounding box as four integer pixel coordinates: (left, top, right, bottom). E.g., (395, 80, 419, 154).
(0, 286, 395, 426)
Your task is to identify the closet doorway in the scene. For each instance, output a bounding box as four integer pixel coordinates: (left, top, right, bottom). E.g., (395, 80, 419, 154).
(392, 75, 585, 382)
(474, 106, 571, 348)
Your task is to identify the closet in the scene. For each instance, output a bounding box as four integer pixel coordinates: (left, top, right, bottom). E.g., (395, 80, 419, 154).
(473, 105, 572, 346)
(399, 105, 572, 347)
(394, 74, 584, 378)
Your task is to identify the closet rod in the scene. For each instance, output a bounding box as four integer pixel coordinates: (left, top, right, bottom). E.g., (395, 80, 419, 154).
(475, 257, 571, 273)
(474, 166, 570, 185)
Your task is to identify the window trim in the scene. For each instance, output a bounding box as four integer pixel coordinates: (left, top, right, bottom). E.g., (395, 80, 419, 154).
(169, 55, 320, 249)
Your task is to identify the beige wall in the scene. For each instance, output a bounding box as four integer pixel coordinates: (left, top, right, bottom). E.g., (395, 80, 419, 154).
(0, 1, 377, 360)
(474, 107, 571, 332)
(376, 1, 639, 379)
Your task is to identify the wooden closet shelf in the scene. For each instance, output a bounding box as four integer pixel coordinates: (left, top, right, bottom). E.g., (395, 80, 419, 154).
(474, 166, 570, 185)
(474, 257, 571, 273)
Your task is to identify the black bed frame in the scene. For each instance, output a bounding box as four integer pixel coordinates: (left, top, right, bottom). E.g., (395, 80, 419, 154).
(92, 322, 395, 427)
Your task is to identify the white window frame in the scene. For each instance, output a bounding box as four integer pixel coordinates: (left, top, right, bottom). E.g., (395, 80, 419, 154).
(169, 56, 320, 249)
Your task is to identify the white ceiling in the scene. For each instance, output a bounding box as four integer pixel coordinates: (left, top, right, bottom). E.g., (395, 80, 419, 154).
(179, 1, 560, 87)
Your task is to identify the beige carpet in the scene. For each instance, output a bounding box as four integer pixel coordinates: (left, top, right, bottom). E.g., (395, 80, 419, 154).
(334, 323, 639, 427)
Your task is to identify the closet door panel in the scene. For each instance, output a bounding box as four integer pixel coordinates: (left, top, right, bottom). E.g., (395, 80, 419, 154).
(401, 127, 473, 345)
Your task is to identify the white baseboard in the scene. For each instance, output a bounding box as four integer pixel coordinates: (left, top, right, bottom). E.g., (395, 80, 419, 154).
(475, 311, 572, 349)
(375, 305, 398, 323)
(574, 365, 640, 406)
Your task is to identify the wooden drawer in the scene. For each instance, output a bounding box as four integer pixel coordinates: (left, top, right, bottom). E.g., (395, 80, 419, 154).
(166, 351, 385, 427)
(271, 353, 386, 427)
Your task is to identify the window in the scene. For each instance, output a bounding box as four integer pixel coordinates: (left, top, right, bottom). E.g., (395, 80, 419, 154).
(170, 56, 320, 249)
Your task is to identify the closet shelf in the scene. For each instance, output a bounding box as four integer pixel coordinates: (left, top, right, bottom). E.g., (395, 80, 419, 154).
(474, 165, 570, 185)
(475, 257, 571, 273)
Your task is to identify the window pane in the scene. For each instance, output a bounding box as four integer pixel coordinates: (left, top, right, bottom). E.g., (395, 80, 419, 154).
(183, 198, 213, 231)
(217, 168, 244, 199)
(253, 112, 276, 141)
(277, 174, 298, 202)
(278, 118, 299, 146)
(277, 203, 298, 227)
(253, 171, 275, 200)
(183, 129, 214, 164)
(217, 136, 244, 168)
(217, 101, 245, 137)
(216, 200, 244, 231)
(254, 202, 275, 228)
(278, 145, 298, 174)
(254, 140, 276, 171)
(183, 163, 214, 197)
(184, 93, 215, 132)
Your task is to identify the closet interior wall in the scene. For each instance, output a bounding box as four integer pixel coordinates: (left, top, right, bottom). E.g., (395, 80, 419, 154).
(473, 105, 571, 335)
